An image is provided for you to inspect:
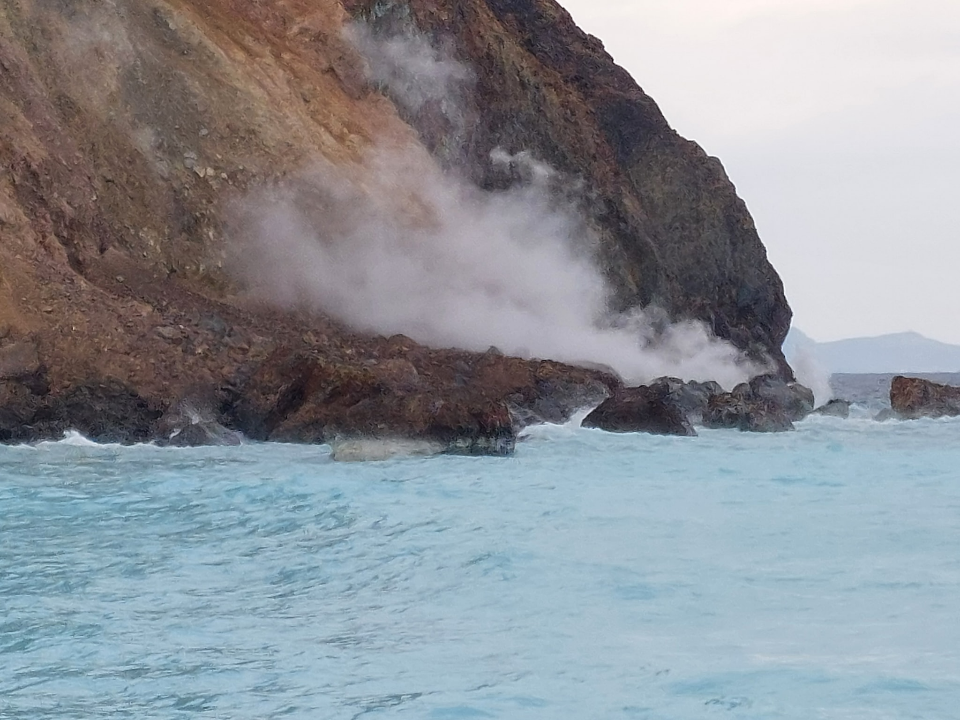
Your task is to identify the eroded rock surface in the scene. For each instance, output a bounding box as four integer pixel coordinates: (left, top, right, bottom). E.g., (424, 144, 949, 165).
(703, 375, 814, 433)
(890, 376, 960, 419)
(0, 0, 794, 449)
(226, 346, 619, 454)
(582, 383, 696, 437)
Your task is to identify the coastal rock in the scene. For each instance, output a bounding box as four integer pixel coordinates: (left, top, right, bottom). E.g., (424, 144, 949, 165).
(0, 0, 795, 446)
(581, 384, 696, 436)
(741, 374, 815, 421)
(156, 396, 243, 447)
(890, 376, 960, 419)
(0, 377, 163, 444)
(222, 346, 621, 455)
(648, 377, 724, 423)
(702, 375, 812, 433)
(813, 399, 852, 419)
(703, 394, 795, 433)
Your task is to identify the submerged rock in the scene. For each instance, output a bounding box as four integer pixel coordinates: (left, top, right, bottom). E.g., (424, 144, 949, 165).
(329, 437, 445, 462)
(813, 399, 851, 419)
(890, 376, 960, 419)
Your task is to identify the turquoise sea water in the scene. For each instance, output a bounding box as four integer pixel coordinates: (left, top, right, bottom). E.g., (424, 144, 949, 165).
(2, 414, 960, 719)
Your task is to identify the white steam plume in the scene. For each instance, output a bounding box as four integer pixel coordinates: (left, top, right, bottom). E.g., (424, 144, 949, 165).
(228, 148, 758, 388)
(225, 23, 761, 389)
(342, 22, 472, 115)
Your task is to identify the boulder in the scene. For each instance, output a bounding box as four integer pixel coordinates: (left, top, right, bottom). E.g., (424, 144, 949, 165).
(37, 380, 165, 444)
(703, 393, 795, 433)
(702, 375, 812, 433)
(740, 374, 815, 422)
(890, 376, 960, 419)
(581, 384, 697, 436)
(648, 377, 724, 423)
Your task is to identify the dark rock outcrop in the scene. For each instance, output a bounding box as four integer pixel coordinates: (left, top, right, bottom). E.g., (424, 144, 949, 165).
(224, 346, 619, 455)
(580, 374, 812, 436)
(703, 375, 813, 433)
(582, 383, 696, 436)
(0, 373, 162, 445)
(890, 376, 960, 419)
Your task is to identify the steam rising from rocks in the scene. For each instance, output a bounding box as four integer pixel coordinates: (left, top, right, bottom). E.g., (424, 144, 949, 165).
(226, 23, 760, 389)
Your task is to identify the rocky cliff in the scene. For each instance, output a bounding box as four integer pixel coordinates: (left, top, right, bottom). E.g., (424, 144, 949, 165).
(0, 0, 793, 446)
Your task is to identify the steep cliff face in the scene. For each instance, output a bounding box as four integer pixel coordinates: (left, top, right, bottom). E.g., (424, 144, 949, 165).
(0, 0, 792, 443)
(345, 0, 791, 368)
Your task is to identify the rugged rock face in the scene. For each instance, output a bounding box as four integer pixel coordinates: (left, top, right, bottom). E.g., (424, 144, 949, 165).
(703, 374, 814, 433)
(890, 376, 960, 419)
(226, 345, 618, 453)
(344, 0, 792, 370)
(581, 375, 813, 436)
(0, 0, 793, 448)
(582, 382, 696, 437)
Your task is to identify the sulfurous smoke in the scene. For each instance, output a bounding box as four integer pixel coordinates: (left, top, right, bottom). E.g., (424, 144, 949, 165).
(226, 23, 761, 389)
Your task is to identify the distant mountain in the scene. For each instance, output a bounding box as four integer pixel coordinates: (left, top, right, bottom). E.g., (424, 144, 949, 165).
(785, 329, 960, 374)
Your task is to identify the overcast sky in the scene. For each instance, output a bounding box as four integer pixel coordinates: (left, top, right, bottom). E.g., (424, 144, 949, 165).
(558, 0, 960, 344)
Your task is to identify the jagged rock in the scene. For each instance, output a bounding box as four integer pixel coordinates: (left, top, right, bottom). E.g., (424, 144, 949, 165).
(740, 374, 815, 422)
(704, 393, 795, 433)
(224, 347, 619, 455)
(156, 396, 243, 447)
(225, 348, 515, 455)
(582, 384, 696, 436)
(161, 421, 243, 447)
(702, 375, 812, 433)
(814, 399, 851, 418)
(0, 378, 163, 444)
(890, 376, 960, 419)
(648, 377, 724, 423)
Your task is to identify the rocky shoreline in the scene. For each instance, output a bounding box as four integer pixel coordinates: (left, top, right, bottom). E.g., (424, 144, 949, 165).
(3, 325, 956, 455)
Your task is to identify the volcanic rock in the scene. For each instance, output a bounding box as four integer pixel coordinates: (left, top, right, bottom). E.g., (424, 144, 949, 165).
(582, 384, 696, 436)
(224, 347, 618, 455)
(890, 376, 960, 419)
(0, 0, 795, 447)
(703, 374, 813, 433)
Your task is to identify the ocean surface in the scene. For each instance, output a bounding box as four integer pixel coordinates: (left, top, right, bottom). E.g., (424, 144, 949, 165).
(3, 381, 960, 719)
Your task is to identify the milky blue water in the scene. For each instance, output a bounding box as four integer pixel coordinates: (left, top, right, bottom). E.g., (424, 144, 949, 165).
(2, 415, 960, 719)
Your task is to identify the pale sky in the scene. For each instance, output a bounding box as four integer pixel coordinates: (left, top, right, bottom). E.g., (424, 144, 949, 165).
(558, 0, 960, 344)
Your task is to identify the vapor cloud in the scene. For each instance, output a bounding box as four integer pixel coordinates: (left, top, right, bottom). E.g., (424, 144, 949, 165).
(226, 23, 760, 389)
